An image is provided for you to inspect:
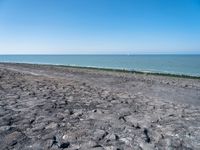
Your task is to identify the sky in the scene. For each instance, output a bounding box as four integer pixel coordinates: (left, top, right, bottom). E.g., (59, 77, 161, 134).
(0, 0, 200, 54)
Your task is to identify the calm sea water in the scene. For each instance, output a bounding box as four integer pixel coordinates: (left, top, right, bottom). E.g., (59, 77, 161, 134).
(0, 55, 200, 76)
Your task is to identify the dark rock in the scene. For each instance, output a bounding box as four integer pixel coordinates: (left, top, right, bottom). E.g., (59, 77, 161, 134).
(93, 144, 103, 148)
(144, 128, 151, 143)
(106, 139, 111, 143)
(10, 140, 17, 146)
(59, 142, 70, 149)
(135, 123, 141, 129)
(69, 110, 74, 115)
(52, 103, 57, 109)
(51, 136, 58, 147)
(65, 100, 68, 105)
(101, 131, 109, 141)
(119, 116, 126, 122)
(115, 134, 119, 141)
(7, 117, 13, 126)
(29, 119, 35, 124)
(161, 134, 164, 139)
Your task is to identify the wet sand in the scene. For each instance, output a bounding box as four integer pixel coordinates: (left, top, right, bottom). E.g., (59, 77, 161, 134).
(0, 63, 200, 150)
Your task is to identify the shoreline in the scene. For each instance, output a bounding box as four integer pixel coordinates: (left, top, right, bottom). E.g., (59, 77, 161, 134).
(1, 62, 200, 79)
(0, 62, 200, 149)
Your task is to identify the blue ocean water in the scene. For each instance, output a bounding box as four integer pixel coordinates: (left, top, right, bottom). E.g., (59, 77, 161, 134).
(0, 55, 200, 76)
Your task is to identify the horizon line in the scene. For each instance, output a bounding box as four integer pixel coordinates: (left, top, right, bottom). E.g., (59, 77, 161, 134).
(0, 53, 200, 55)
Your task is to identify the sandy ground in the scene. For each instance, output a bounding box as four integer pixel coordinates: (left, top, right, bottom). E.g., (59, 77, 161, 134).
(0, 63, 200, 150)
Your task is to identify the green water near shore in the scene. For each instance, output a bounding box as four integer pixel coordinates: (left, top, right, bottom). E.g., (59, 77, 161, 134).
(0, 55, 200, 77)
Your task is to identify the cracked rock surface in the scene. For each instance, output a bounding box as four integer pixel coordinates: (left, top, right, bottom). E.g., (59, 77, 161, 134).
(0, 63, 200, 150)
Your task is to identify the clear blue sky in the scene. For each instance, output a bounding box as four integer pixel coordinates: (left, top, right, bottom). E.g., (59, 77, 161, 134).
(0, 0, 200, 54)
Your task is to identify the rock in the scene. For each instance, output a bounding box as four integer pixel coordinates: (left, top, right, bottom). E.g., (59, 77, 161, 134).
(4, 131, 24, 146)
(135, 123, 141, 129)
(26, 143, 43, 150)
(59, 142, 70, 148)
(56, 113, 65, 120)
(29, 119, 35, 125)
(73, 109, 83, 117)
(106, 133, 119, 141)
(139, 142, 155, 150)
(32, 122, 46, 131)
(94, 129, 108, 141)
(104, 146, 115, 150)
(51, 136, 59, 147)
(69, 109, 74, 115)
(119, 116, 126, 122)
(80, 140, 97, 148)
(93, 144, 103, 148)
(62, 134, 68, 140)
(6, 94, 20, 99)
(144, 128, 151, 143)
(120, 137, 132, 145)
(45, 122, 58, 129)
(0, 126, 11, 131)
(115, 134, 120, 141)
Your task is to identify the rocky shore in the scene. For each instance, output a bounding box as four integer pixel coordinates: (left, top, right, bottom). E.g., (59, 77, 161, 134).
(0, 63, 200, 150)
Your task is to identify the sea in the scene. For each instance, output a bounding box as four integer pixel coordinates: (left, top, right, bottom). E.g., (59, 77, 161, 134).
(0, 55, 200, 77)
